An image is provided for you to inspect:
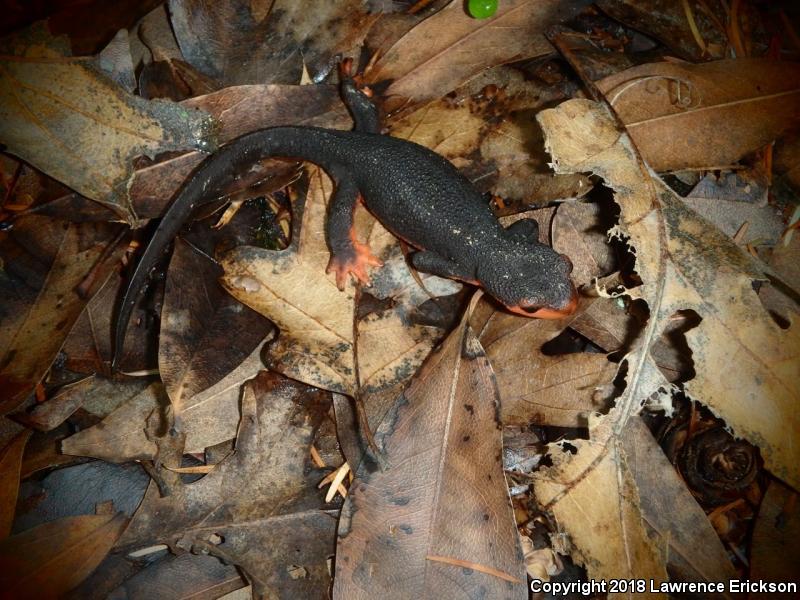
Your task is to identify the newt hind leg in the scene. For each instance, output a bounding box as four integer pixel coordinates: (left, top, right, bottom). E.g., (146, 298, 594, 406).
(326, 172, 382, 290)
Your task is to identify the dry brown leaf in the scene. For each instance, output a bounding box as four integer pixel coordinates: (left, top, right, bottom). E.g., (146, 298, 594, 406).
(221, 170, 357, 393)
(596, 59, 800, 171)
(655, 182, 800, 489)
(623, 417, 736, 589)
(118, 372, 333, 599)
(388, 70, 590, 206)
(0, 512, 128, 600)
(0, 429, 32, 539)
(169, 0, 376, 86)
(472, 297, 617, 427)
(0, 217, 126, 414)
(551, 202, 616, 284)
(536, 99, 671, 590)
(159, 237, 272, 413)
(334, 306, 527, 599)
(366, 0, 587, 112)
(596, 0, 727, 61)
(61, 383, 165, 462)
(534, 414, 668, 593)
(0, 43, 212, 221)
(536, 97, 800, 584)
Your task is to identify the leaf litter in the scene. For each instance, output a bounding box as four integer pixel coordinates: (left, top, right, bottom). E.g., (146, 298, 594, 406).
(1, 1, 799, 598)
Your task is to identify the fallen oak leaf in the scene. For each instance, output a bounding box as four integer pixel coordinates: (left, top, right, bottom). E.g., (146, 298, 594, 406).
(159, 237, 273, 414)
(471, 296, 618, 427)
(117, 372, 334, 599)
(221, 167, 460, 400)
(221, 170, 358, 394)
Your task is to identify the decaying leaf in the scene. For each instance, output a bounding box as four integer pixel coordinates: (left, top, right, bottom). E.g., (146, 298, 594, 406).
(0, 217, 125, 414)
(169, 0, 377, 86)
(0, 429, 32, 539)
(596, 59, 800, 171)
(622, 417, 736, 588)
(534, 414, 668, 591)
(159, 237, 272, 413)
(334, 305, 527, 599)
(0, 512, 128, 600)
(118, 372, 334, 599)
(656, 182, 800, 489)
(535, 96, 800, 587)
(366, 0, 588, 113)
(0, 36, 213, 221)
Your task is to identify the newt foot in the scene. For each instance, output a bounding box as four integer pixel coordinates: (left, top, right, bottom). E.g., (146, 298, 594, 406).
(326, 242, 383, 290)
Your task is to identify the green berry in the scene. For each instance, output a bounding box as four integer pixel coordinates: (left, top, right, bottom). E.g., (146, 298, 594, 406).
(468, 0, 498, 19)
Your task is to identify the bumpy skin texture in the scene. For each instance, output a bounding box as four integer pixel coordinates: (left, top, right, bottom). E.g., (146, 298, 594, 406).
(113, 77, 576, 367)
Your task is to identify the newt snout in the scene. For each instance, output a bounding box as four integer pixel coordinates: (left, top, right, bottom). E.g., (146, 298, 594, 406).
(505, 282, 579, 319)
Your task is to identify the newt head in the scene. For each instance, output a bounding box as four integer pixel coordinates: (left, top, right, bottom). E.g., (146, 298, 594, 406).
(477, 245, 578, 319)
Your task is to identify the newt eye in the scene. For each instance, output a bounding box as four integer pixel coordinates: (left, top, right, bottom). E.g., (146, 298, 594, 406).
(520, 305, 542, 314)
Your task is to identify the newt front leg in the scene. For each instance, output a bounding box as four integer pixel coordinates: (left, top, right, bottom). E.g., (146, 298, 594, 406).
(325, 171, 382, 290)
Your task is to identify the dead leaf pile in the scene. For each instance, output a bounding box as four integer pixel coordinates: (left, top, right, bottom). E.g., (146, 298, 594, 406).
(1, 1, 798, 599)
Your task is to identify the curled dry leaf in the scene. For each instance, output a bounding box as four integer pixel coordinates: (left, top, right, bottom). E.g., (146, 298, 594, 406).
(0, 38, 213, 222)
(334, 308, 527, 599)
(0, 512, 128, 600)
(596, 59, 800, 171)
(0, 217, 125, 414)
(366, 0, 588, 113)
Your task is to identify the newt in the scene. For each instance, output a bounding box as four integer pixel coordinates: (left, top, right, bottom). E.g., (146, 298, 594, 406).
(113, 62, 577, 368)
